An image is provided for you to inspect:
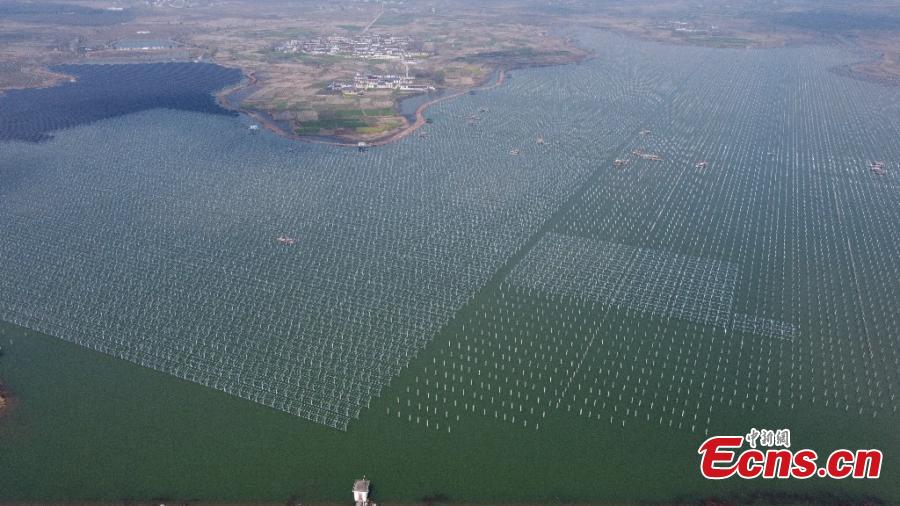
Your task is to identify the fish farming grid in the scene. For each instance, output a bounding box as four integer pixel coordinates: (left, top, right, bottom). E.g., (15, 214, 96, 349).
(0, 196, 572, 429)
(388, 31, 900, 435)
(730, 314, 797, 341)
(2, 53, 638, 429)
(2, 30, 900, 434)
(390, 284, 772, 435)
(507, 234, 740, 329)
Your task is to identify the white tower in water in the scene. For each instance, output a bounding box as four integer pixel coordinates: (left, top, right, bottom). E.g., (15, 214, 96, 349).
(353, 477, 370, 506)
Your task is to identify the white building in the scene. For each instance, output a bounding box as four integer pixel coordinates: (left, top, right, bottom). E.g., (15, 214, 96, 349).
(353, 478, 370, 506)
(330, 72, 434, 94)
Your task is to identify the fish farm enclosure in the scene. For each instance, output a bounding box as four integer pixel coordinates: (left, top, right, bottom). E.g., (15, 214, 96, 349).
(0, 29, 899, 501)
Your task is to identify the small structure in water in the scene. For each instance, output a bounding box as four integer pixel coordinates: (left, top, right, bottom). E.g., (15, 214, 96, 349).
(354, 477, 373, 506)
(632, 148, 662, 161)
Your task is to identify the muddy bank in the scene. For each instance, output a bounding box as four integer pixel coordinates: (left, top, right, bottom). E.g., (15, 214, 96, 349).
(0, 63, 72, 97)
(833, 61, 900, 87)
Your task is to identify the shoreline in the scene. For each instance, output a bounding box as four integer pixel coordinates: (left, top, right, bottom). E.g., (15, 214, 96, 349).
(216, 68, 507, 149)
(0, 68, 73, 97)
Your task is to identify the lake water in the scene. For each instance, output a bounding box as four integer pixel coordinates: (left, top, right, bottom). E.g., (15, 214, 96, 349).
(0, 62, 240, 142)
(0, 29, 898, 502)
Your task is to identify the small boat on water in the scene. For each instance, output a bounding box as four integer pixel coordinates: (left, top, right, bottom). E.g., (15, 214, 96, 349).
(695, 160, 709, 169)
(509, 149, 520, 156)
(613, 159, 628, 168)
(634, 151, 662, 161)
(276, 235, 298, 245)
(869, 161, 886, 175)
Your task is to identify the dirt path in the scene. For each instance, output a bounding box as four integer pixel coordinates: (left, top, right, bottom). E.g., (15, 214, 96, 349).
(362, 2, 385, 33)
